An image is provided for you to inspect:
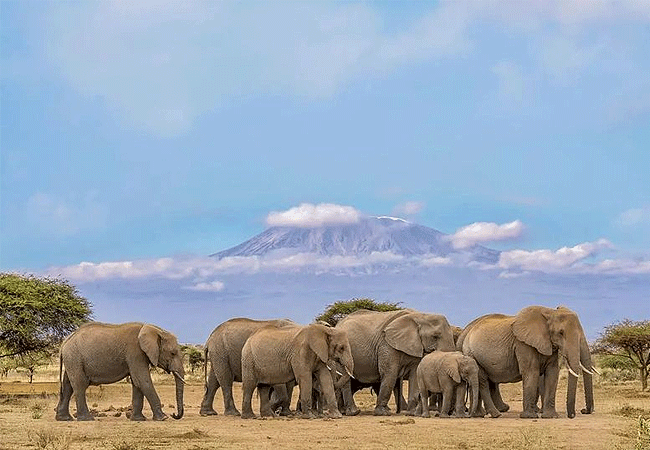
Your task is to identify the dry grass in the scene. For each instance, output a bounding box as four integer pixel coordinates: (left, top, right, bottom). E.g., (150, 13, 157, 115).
(1, 367, 649, 450)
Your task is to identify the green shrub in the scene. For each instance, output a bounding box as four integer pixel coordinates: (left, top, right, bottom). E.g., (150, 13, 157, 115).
(315, 298, 403, 326)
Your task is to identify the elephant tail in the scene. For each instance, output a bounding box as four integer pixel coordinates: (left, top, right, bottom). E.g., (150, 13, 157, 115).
(58, 350, 63, 394)
(203, 346, 209, 388)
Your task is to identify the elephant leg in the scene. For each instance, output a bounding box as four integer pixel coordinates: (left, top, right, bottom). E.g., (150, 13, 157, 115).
(540, 364, 559, 418)
(199, 367, 220, 416)
(489, 381, 510, 412)
(131, 370, 166, 421)
(317, 366, 342, 418)
(219, 369, 240, 416)
(270, 383, 292, 416)
(240, 370, 256, 419)
(258, 385, 275, 417)
(405, 372, 420, 414)
(69, 376, 93, 421)
(453, 383, 468, 417)
(477, 370, 501, 418)
(374, 369, 399, 416)
(519, 362, 541, 418)
(440, 385, 454, 418)
(296, 372, 316, 419)
(130, 383, 147, 421)
(55, 372, 74, 421)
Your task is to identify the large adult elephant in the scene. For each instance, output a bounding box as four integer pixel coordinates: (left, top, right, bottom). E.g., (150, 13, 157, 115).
(55, 322, 185, 421)
(199, 317, 295, 416)
(457, 305, 596, 418)
(335, 309, 456, 416)
(241, 323, 354, 419)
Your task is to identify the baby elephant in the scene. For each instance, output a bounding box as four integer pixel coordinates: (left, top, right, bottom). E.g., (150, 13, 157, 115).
(416, 351, 479, 418)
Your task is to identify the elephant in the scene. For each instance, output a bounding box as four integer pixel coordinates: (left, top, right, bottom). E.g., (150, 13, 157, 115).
(335, 309, 456, 416)
(416, 351, 479, 418)
(55, 322, 185, 421)
(457, 305, 596, 419)
(240, 323, 354, 419)
(199, 317, 295, 416)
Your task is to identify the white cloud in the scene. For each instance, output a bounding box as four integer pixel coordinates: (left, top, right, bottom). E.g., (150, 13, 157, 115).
(449, 220, 525, 249)
(184, 280, 225, 292)
(266, 203, 362, 228)
(392, 201, 425, 217)
(616, 207, 650, 227)
(498, 238, 613, 272)
(27, 1, 649, 136)
(25, 192, 107, 237)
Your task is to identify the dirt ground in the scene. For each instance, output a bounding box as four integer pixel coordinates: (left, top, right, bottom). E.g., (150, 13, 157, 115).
(1, 369, 649, 450)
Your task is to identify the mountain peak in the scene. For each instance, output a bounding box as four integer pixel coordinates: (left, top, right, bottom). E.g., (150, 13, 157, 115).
(211, 216, 499, 264)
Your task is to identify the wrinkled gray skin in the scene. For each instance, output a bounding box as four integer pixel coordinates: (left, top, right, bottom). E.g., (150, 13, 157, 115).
(336, 309, 456, 416)
(199, 317, 295, 416)
(458, 305, 595, 419)
(416, 351, 479, 418)
(56, 322, 185, 421)
(241, 323, 354, 419)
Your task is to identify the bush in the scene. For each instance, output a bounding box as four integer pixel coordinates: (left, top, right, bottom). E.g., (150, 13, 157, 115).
(315, 298, 403, 326)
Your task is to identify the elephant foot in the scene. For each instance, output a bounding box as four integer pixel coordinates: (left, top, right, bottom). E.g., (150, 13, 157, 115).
(152, 413, 169, 421)
(260, 409, 276, 418)
(55, 412, 74, 421)
(76, 412, 95, 421)
(199, 407, 218, 416)
(130, 414, 147, 421)
(343, 407, 360, 416)
(488, 410, 502, 419)
(581, 407, 594, 415)
(301, 410, 317, 419)
(324, 409, 342, 419)
(373, 406, 392, 416)
(439, 413, 452, 419)
(541, 410, 559, 419)
(421, 411, 430, 418)
(496, 402, 510, 413)
(278, 408, 292, 417)
(519, 410, 539, 419)
(471, 411, 486, 418)
(224, 408, 241, 416)
(241, 411, 256, 419)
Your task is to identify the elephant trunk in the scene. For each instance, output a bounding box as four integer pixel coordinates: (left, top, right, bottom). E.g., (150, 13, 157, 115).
(171, 370, 185, 420)
(468, 373, 479, 417)
(579, 336, 595, 415)
(339, 350, 355, 381)
(566, 334, 594, 418)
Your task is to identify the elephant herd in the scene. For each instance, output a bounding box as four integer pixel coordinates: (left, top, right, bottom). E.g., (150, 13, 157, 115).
(55, 305, 597, 423)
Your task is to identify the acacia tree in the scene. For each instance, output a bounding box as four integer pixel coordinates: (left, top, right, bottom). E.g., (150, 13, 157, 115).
(0, 273, 92, 361)
(315, 297, 403, 326)
(594, 319, 650, 391)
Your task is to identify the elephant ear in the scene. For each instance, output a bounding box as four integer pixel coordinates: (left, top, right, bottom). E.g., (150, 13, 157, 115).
(138, 324, 161, 367)
(444, 359, 462, 384)
(307, 325, 330, 364)
(384, 315, 423, 358)
(512, 306, 553, 356)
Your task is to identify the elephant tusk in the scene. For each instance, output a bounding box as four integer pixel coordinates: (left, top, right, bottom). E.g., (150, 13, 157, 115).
(590, 366, 601, 376)
(345, 368, 355, 380)
(336, 370, 344, 377)
(173, 372, 187, 385)
(579, 362, 594, 376)
(567, 366, 580, 378)
(326, 365, 332, 372)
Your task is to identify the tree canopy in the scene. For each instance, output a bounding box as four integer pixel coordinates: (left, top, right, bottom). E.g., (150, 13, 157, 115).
(315, 297, 403, 326)
(594, 319, 650, 391)
(0, 273, 93, 359)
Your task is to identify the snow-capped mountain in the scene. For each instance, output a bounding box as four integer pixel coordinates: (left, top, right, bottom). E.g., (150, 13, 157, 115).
(211, 216, 499, 264)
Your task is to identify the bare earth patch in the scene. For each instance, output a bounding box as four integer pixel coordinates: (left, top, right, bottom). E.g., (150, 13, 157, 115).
(1, 373, 648, 450)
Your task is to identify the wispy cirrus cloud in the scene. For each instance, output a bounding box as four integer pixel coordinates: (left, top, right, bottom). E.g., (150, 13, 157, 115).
(266, 203, 362, 228)
(22, 1, 648, 137)
(392, 201, 425, 218)
(24, 192, 107, 237)
(448, 220, 525, 249)
(616, 206, 650, 228)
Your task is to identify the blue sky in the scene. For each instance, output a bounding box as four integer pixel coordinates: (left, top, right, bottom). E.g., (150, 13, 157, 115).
(2, 2, 650, 340)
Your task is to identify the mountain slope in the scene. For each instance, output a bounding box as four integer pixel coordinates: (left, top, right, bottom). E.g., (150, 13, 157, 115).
(211, 216, 499, 264)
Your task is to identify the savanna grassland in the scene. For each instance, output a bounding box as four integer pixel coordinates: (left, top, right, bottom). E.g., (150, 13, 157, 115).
(1, 362, 649, 450)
